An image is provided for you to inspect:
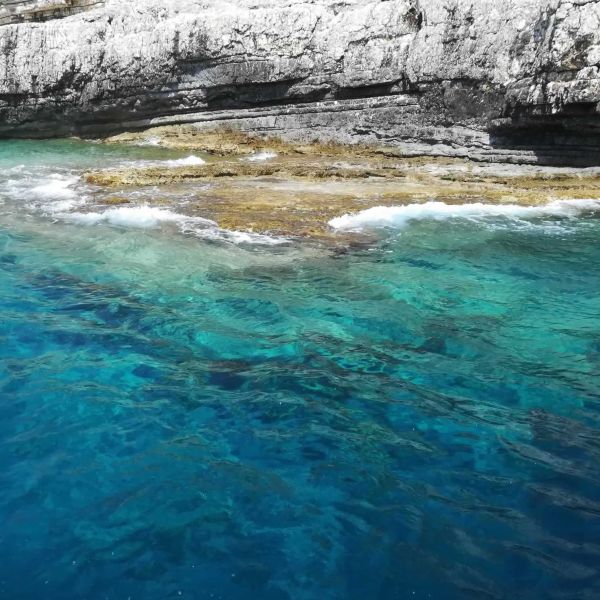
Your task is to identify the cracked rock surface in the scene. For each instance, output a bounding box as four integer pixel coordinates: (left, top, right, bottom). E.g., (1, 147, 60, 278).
(0, 0, 599, 164)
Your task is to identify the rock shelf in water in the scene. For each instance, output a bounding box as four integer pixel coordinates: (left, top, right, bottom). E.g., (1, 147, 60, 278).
(81, 128, 600, 240)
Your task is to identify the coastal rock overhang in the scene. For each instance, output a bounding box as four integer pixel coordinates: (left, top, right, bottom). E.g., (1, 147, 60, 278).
(0, 0, 599, 165)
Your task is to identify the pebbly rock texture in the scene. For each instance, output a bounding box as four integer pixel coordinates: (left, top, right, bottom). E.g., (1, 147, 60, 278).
(0, 0, 599, 165)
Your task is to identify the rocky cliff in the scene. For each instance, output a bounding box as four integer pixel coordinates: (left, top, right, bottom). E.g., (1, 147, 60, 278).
(0, 0, 599, 164)
(0, 0, 102, 25)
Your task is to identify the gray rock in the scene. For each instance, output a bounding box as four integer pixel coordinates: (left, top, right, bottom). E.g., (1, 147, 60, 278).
(0, 0, 599, 164)
(0, 1, 102, 26)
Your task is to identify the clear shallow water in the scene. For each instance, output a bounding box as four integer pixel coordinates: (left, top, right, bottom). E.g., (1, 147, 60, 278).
(1, 141, 600, 600)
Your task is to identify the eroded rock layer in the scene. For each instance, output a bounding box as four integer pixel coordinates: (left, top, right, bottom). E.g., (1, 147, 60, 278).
(0, 0, 599, 164)
(0, 0, 102, 25)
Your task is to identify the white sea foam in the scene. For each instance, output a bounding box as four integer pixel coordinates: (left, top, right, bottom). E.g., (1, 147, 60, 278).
(138, 136, 161, 147)
(59, 205, 287, 245)
(329, 199, 600, 231)
(30, 175, 79, 200)
(244, 151, 277, 162)
(26, 174, 83, 213)
(164, 155, 206, 167)
(63, 206, 214, 229)
(200, 228, 289, 246)
(118, 155, 206, 169)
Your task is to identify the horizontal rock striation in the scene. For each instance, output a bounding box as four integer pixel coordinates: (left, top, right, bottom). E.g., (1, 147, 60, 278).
(0, 0, 599, 164)
(0, 0, 103, 26)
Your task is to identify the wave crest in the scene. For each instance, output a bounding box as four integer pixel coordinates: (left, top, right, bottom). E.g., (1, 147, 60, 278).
(60, 205, 287, 245)
(329, 200, 600, 231)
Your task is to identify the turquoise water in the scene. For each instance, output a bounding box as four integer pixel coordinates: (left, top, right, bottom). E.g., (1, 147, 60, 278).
(1, 141, 600, 599)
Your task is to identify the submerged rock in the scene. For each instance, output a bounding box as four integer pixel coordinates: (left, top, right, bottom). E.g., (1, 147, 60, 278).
(0, 0, 599, 165)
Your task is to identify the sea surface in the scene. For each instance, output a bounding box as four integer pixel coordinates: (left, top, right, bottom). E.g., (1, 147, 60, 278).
(1, 140, 599, 600)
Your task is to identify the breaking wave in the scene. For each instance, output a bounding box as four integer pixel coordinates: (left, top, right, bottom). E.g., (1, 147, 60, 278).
(163, 155, 206, 167)
(329, 199, 600, 231)
(59, 205, 287, 245)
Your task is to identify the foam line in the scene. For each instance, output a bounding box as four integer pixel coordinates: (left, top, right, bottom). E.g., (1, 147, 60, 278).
(59, 205, 287, 245)
(329, 200, 600, 231)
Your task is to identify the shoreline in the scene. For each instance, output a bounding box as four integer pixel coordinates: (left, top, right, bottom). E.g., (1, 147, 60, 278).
(75, 126, 600, 241)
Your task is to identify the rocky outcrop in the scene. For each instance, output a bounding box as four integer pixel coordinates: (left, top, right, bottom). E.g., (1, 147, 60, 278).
(0, 0, 103, 26)
(0, 0, 599, 165)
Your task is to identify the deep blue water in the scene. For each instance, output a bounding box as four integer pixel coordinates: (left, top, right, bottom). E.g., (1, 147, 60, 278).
(1, 141, 600, 599)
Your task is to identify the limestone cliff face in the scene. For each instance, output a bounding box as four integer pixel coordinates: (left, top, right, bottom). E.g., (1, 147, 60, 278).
(0, 0, 102, 25)
(0, 0, 599, 164)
